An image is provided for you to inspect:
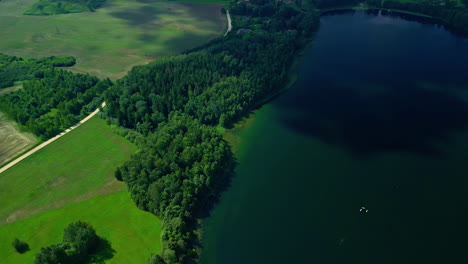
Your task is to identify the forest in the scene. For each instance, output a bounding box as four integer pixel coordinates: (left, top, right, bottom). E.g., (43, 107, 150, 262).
(0, 69, 111, 140)
(24, 0, 106, 15)
(0, 54, 75, 88)
(104, 0, 319, 263)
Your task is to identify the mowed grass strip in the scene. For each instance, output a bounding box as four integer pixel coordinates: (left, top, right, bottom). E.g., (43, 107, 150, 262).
(0, 0, 226, 79)
(0, 116, 137, 226)
(0, 189, 162, 264)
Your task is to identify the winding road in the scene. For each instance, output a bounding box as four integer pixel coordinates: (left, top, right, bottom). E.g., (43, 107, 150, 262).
(0, 102, 106, 174)
(224, 10, 232, 37)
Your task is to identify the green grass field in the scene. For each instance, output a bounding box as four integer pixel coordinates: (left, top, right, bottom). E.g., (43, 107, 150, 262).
(0, 117, 137, 226)
(0, 190, 162, 263)
(0, 116, 162, 263)
(0, 0, 226, 79)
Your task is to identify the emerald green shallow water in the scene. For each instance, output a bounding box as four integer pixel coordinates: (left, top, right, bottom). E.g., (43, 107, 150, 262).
(202, 10, 468, 263)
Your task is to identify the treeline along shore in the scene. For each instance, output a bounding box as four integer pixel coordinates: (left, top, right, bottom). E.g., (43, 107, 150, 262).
(104, 1, 319, 263)
(316, 0, 468, 35)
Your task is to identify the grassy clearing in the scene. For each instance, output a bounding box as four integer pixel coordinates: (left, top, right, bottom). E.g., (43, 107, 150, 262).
(0, 116, 136, 225)
(0, 116, 162, 263)
(0, 0, 226, 79)
(0, 190, 162, 264)
(0, 84, 23, 97)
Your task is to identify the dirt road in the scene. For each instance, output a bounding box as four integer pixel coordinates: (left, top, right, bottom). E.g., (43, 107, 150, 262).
(0, 102, 106, 174)
(224, 10, 232, 37)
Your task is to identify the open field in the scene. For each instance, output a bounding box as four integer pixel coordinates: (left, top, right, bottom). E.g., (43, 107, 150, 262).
(0, 116, 162, 263)
(0, 189, 162, 264)
(0, 116, 136, 225)
(0, 0, 226, 79)
(0, 84, 23, 97)
(0, 112, 37, 168)
(0, 103, 106, 175)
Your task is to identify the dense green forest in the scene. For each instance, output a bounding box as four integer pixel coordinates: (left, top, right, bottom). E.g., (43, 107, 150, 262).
(24, 0, 106, 15)
(104, 0, 320, 263)
(0, 69, 111, 140)
(0, 54, 75, 88)
(115, 113, 233, 264)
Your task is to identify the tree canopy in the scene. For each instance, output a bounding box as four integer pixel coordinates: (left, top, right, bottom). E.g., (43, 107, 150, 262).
(0, 53, 75, 88)
(103, 1, 320, 263)
(35, 221, 100, 264)
(24, 0, 106, 15)
(0, 69, 111, 140)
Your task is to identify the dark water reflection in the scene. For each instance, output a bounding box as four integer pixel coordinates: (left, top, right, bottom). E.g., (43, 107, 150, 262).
(278, 80, 468, 157)
(276, 10, 468, 157)
(202, 10, 468, 264)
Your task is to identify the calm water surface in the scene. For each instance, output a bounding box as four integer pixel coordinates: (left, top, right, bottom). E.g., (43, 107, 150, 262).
(202, 10, 468, 264)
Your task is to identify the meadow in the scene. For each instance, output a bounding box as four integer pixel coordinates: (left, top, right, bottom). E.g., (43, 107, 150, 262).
(0, 190, 162, 263)
(0, 117, 162, 262)
(0, 0, 226, 79)
(0, 117, 136, 225)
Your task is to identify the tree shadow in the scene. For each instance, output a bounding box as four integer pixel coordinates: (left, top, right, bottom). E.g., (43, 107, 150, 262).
(86, 237, 116, 264)
(109, 1, 224, 46)
(110, 5, 160, 26)
(274, 81, 468, 158)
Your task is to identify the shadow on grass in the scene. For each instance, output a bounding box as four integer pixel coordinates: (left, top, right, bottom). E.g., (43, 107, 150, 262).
(86, 237, 116, 264)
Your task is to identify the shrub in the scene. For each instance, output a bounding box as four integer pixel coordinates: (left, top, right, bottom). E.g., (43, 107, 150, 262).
(12, 238, 30, 254)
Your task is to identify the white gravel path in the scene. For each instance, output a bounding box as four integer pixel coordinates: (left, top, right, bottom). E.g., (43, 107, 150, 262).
(224, 10, 232, 37)
(0, 102, 106, 174)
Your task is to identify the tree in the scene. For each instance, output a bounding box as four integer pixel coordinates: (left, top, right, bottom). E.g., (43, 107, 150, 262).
(63, 221, 98, 257)
(149, 254, 167, 264)
(12, 238, 29, 254)
(35, 244, 68, 264)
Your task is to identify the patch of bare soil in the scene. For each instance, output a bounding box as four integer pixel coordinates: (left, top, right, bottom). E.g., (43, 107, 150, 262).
(0, 84, 23, 96)
(0, 113, 37, 168)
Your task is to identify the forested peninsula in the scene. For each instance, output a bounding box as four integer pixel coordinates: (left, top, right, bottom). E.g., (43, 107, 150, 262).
(105, 1, 319, 263)
(2, 0, 468, 263)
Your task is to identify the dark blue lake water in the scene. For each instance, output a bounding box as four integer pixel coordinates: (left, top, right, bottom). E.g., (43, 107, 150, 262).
(202, 10, 468, 264)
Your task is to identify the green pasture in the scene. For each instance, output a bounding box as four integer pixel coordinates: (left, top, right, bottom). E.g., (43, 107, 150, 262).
(0, 117, 136, 226)
(0, 0, 226, 79)
(0, 116, 162, 263)
(0, 190, 162, 263)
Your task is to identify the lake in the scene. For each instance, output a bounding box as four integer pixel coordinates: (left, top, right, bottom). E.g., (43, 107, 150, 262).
(202, 9, 468, 264)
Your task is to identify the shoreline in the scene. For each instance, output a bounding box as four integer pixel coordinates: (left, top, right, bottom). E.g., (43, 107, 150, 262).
(320, 5, 435, 19)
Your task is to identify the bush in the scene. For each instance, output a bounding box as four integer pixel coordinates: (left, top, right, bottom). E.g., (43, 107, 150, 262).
(12, 238, 30, 254)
